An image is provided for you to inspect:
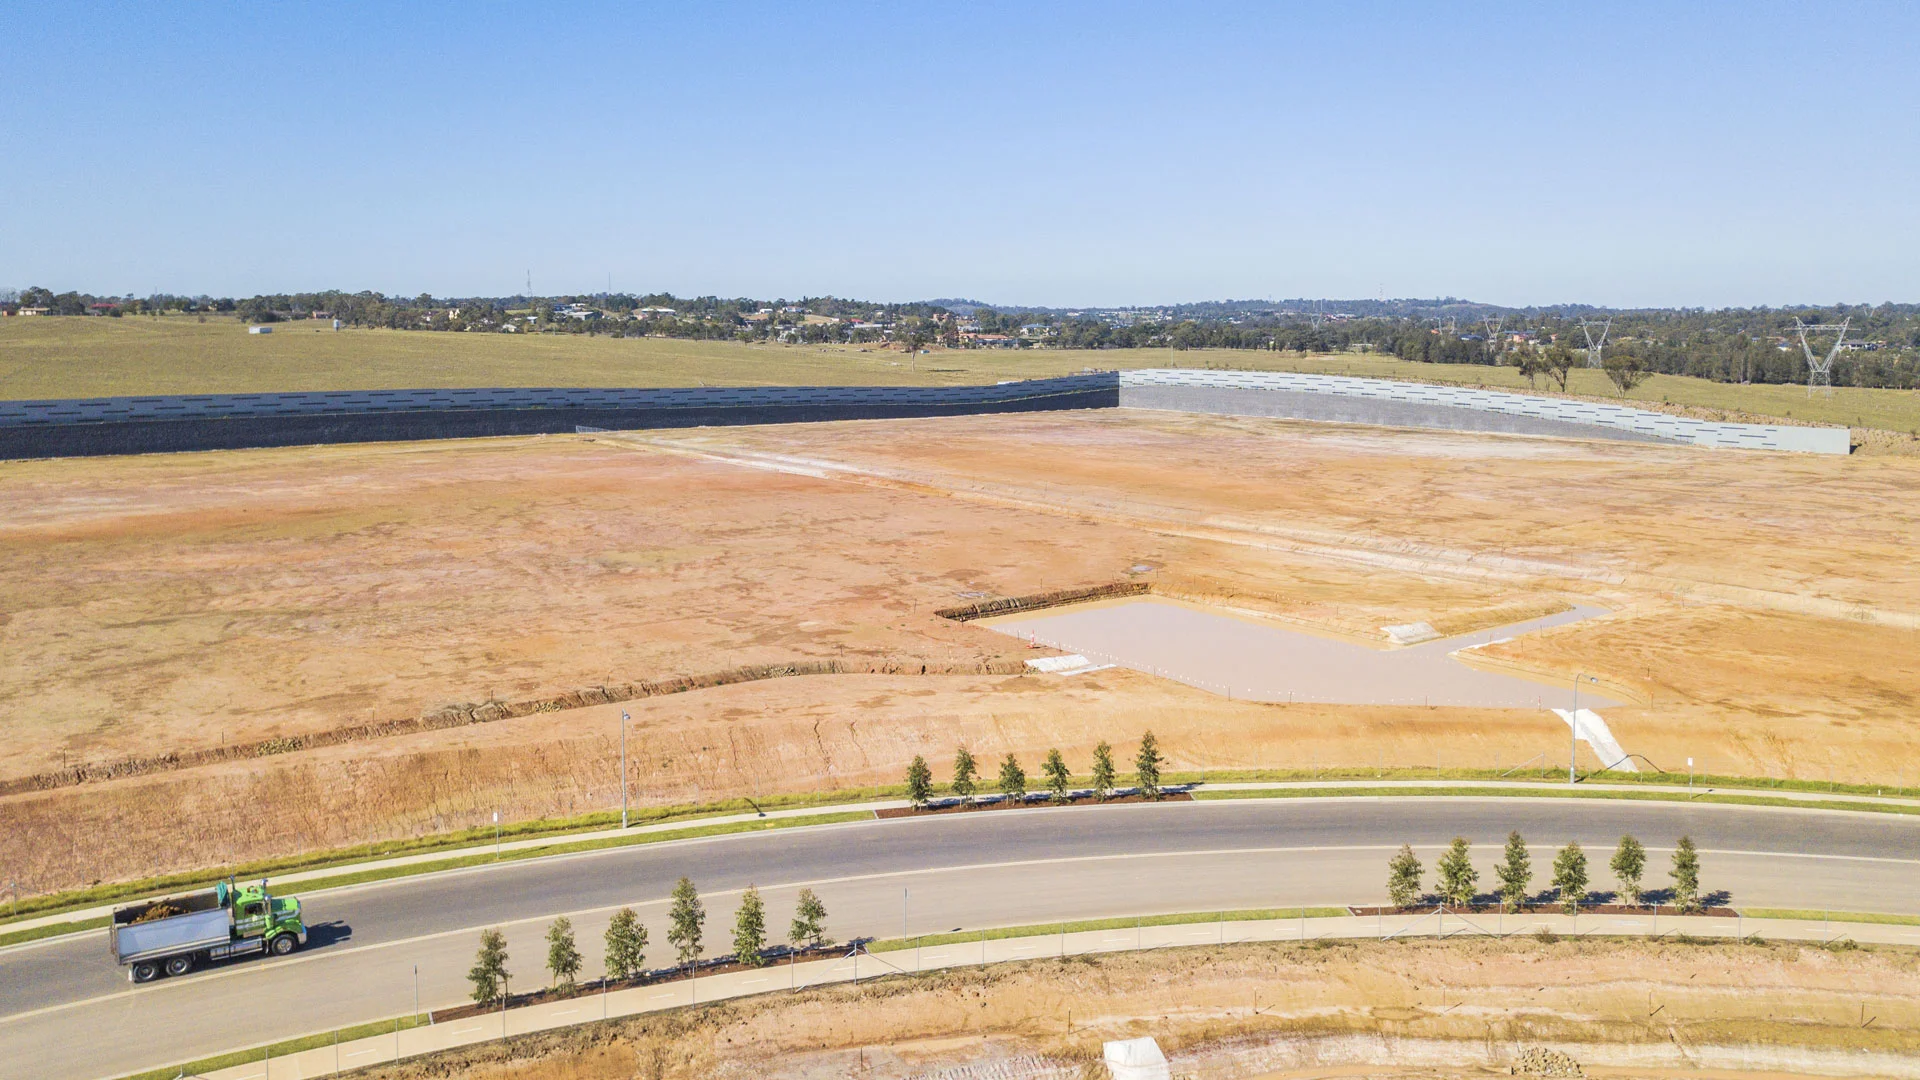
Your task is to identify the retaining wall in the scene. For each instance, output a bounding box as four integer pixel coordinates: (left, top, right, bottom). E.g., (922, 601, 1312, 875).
(0, 368, 1852, 458)
(1118, 369, 1852, 454)
(0, 376, 1120, 459)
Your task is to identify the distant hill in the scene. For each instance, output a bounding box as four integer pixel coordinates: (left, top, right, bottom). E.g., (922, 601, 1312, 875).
(920, 298, 997, 314)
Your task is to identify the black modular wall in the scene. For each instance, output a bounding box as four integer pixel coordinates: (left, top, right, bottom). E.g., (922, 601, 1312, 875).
(0, 376, 1120, 460)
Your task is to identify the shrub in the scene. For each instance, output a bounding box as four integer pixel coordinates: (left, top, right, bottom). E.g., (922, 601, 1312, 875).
(997, 753, 1027, 805)
(1496, 831, 1532, 911)
(1610, 835, 1646, 906)
(733, 886, 767, 967)
(905, 755, 933, 809)
(1042, 748, 1071, 801)
(1387, 844, 1424, 908)
(1551, 843, 1589, 914)
(468, 928, 510, 1004)
(1135, 731, 1164, 799)
(1670, 835, 1701, 912)
(952, 747, 979, 805)
(1437, 837, 1477, 907)
(603, 908, 647, 981)
(546, 916, 581, 992)
(668, 877, 704, 967)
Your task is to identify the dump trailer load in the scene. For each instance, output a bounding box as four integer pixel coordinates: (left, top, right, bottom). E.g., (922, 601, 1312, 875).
(110, 880, 306, 982)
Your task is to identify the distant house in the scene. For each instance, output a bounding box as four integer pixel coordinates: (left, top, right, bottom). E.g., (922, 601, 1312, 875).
(14, 307, 49, 316)
(87, 302, 119, 316)
(248, 325, 273, 335)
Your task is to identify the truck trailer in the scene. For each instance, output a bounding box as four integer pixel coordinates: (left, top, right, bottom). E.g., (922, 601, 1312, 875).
(110, 880, 306, 982)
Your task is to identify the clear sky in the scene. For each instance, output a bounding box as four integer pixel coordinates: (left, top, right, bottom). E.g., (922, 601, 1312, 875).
(4, 1, 1915, 308)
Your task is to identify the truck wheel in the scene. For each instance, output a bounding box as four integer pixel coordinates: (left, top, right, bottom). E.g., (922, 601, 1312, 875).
(270, 934, 298, 956)
(131, 962, 159, 983)
(164, 955, 194, 977)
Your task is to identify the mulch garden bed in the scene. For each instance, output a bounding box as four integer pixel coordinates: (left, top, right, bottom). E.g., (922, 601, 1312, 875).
(875, 790, 1194, 818)
(429, 939, 869, 1022)
(1346, 902, 1738, 918)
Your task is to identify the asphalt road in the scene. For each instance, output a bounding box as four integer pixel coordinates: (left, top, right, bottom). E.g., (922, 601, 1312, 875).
(5, 797, 1918, 1080)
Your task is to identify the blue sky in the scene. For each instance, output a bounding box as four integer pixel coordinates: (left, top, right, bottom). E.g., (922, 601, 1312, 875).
(3, 1, 1916, 307)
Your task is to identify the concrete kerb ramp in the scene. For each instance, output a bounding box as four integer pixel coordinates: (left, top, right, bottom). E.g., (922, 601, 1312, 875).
(1118, 369, 1852, 454)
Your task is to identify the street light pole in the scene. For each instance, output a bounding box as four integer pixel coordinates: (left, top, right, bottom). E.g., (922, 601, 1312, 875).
(1570, 674, 1597, 784)
(620, 710, 630, 830)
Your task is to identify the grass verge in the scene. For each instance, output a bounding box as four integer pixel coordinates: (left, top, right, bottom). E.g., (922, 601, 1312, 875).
(1192, 783, 1920, 816)
(0, 915, 110, 951)
(1165, 766, 1920, 801)
(113, 1014, 429, 1080)
(1743, 909, 1920, 928)
(868, 907, 1349, 954)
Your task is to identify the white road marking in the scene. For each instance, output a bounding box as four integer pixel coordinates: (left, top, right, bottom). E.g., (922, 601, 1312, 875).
(347, 1048, 381, 1059)
(450, 1025, 482, 1035)
(552, 1008, 579, 1017)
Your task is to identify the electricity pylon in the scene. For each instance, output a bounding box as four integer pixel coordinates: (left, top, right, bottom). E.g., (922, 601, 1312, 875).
(1579, 317, 1612, 369)
(1793, 316, 1850, 396)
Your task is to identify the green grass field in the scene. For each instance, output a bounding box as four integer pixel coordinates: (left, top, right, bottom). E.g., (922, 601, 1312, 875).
(4, 314, 1917, 433)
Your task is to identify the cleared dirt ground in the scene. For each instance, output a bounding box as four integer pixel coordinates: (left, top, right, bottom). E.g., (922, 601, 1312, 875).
(3, 410, 1919, 890)
(341, 938, 1920, 1079)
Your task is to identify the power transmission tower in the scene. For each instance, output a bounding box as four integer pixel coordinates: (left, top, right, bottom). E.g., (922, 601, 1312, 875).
(1484, 316, 1506, 358)
(1792, 316, 1851, 396)
(1579, 317, 1612, 368)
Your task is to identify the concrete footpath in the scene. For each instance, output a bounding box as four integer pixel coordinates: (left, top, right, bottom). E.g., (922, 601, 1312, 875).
(183, 911, 1920, 1080)
(10, 779, 1918, 941)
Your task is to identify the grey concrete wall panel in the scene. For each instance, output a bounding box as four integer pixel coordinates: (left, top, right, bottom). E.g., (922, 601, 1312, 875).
(0, 376, 1120, 460)
(1117, 369, 1850, 454)
(1118, 384, 1671, 444)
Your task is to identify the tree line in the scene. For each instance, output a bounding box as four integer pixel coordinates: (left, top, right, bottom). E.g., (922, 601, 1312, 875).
(904, 732, 1167, 808)
(1387, 832, 1703, 913)
(467, 878, 830, 1004)
(10, 283, 1913, 389)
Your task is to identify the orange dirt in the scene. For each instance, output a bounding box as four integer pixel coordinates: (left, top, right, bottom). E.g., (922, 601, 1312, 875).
(3, 410, 1919, 890)
(347, 939, 1920, 1080)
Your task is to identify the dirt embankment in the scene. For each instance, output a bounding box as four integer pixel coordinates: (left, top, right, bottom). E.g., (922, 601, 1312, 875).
(0, 672, 1586, 894)
(1, 656, 1026, 798)
(340, 938, 1920, 1080)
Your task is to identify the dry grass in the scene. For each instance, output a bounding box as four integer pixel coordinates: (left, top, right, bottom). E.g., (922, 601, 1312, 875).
(0, 314, 1101, 398)
(5, 315, 1920, 435)
(5, 409, 1920, 892)
(346, 938, 1920, 1080)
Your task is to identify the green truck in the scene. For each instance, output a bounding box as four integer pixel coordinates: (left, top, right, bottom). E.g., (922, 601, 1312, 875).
(110, 880, 306, 982)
